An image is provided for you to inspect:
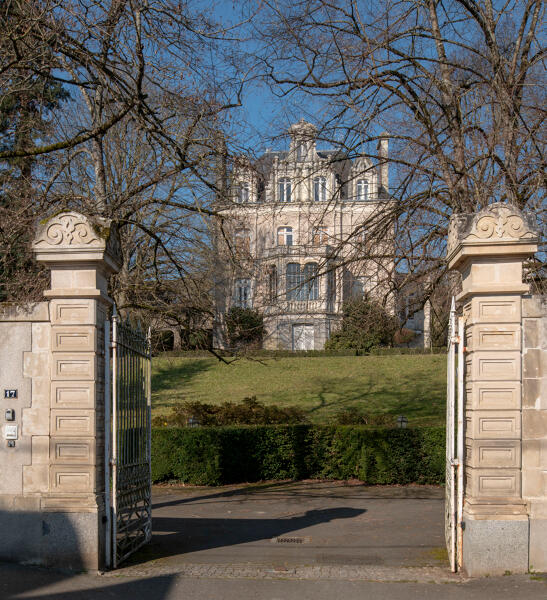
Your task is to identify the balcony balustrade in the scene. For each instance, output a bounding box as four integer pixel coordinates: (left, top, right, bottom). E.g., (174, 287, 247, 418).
(263, 244, 336, 259)
(264, 298, 335, 314)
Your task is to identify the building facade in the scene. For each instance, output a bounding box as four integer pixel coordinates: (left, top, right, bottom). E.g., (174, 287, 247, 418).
(214, 119, 398, 350)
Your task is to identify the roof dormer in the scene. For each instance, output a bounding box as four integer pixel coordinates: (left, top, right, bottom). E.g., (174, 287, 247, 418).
(288, 119, 317, 162)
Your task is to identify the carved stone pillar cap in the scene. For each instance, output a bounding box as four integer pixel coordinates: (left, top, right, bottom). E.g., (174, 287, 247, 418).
(32, 211, 122, 274)
(446, 202, 539, 269)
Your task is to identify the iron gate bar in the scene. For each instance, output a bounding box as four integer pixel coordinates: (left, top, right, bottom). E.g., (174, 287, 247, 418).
(456, 315, 465, 570)
(110, 308, 152, 568)
(104, 319, 112, 568)
(445, 297, 457, 572)
(445, 298, 465, 573)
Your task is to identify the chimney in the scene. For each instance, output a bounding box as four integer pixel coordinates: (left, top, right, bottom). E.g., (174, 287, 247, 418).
(377, 132, 389, 195)
(214, 130, 228, 203)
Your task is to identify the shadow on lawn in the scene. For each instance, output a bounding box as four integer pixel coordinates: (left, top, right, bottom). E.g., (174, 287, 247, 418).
(306, 377, 445, 425)
(152, 359, 213, 407)
(151, 355, 446, 426)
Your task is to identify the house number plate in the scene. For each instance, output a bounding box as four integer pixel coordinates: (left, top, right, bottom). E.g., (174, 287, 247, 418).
(4, 390, 17, 399)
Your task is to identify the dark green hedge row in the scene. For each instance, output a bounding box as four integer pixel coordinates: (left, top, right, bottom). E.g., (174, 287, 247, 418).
(152, 425, 445, 486)
(159, 347, 446, 359)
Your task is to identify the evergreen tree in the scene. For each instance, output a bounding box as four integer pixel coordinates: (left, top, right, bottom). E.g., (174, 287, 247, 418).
(0, 1, 68, 301)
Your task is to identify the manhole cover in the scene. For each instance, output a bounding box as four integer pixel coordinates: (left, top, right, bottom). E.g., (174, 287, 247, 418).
(272, 536, 310, 544)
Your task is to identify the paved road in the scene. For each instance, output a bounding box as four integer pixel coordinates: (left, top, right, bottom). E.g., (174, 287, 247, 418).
(2, 562, 547, 600)
(2, 481, 546, 599)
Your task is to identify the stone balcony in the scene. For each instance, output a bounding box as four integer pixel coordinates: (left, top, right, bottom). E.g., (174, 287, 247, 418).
(263, 244, 337, 260)
(264, 298, 336, 314)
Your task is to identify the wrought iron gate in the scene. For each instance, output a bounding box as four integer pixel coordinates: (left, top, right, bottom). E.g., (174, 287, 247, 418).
(105, 310, 152, 568)
(445, 297, 464, 572)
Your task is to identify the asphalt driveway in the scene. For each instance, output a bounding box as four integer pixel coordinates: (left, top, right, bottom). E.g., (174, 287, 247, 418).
(127, 480, 447, 573)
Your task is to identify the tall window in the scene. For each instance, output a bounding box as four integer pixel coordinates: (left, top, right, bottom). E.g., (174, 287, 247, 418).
(303, 262, 319, 300)
(312, 226, 328, 246)
(356, 179, 368, 201)
(234, 278, 251, 308)
(286, 263, 301, 300)
(313, 176, 327, 202)
(277, 226, 293, 246)
(351, 277, 366, 299)
(268, 265, 277, 301)
(285, 263, 319, 301)
(278, 177, 292, 202)
(327, 269, 336, 305)
(296, 143, 305, 161)
(234, 228, 250, 252)
(235, 182, 250, 203)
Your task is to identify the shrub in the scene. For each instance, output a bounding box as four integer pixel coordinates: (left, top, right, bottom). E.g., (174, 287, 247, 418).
(225, 307, 264, 350)
(335, 408, 395, 426)
(393, 327, 416, 346)
(151, 425, 445, 486)
(152, 396, 307, 428)
(325, 297, 399, 351)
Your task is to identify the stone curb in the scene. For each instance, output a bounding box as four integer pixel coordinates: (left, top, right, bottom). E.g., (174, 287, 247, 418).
(100, 562, 468, 583)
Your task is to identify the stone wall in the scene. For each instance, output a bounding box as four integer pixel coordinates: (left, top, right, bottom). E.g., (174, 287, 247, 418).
(522, 295, 547, 571)
(0, 212, 121, 571)
(447, 202, 545, 576)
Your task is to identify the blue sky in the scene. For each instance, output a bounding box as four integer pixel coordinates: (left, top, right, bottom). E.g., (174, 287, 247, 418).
(209, 1, 340, 155)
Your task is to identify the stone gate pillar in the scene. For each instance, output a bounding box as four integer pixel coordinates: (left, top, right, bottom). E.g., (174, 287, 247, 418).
(446, 202, 540, 576)
(0, 212, 120, 571)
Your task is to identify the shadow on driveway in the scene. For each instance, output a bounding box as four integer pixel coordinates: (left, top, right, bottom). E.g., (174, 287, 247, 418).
(126, 481, 445, 570)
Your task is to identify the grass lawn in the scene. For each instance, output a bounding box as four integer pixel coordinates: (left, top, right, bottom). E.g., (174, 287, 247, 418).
(152, 354, 447, 426)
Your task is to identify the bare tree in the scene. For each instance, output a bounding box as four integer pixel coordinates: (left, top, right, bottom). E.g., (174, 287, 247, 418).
(0, 0, 250, 337)
(254, 0, 546, 304)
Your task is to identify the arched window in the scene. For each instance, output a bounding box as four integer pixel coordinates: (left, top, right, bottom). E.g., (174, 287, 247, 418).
(303, 263, 319, 300)
(286, 263, 301, 300)
(235, 182, 250, 203)
(313, 176, 327, 202)
(278, 178, 292, 202)
(277, 226, 293, 246)
(356, 179, 368, 201)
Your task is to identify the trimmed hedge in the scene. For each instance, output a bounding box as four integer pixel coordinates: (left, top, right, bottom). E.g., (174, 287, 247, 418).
(158, 347, 446, 359)
(152, 425, 445, 486)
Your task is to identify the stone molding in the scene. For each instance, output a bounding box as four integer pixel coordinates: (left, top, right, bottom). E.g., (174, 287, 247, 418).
(33, 211, 122, 273)
(447, 202, 538, 263)
(35, 213, 102, 248)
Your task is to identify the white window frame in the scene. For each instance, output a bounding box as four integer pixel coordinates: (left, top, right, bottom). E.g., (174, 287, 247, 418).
(311, 226, 328, 246)
(236, 182, 250, 203)
(234, 228, 251, 252)
(234, 278, 251, 308)
(277, 226, 293, 246)
(303, 262, 319, 300)
(313, 176, 327, 202)
(278, 178, 292, 203)
(356, 179, 368, 201)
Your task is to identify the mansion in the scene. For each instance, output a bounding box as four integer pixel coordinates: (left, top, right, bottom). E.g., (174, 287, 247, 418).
(214, 119, 428, 350)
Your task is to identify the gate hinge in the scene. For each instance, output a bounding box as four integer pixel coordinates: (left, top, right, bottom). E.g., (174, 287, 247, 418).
(460, 521, 466, 531)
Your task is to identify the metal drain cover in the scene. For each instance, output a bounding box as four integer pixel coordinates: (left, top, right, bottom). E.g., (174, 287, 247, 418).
(272, 536, 311, 544)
